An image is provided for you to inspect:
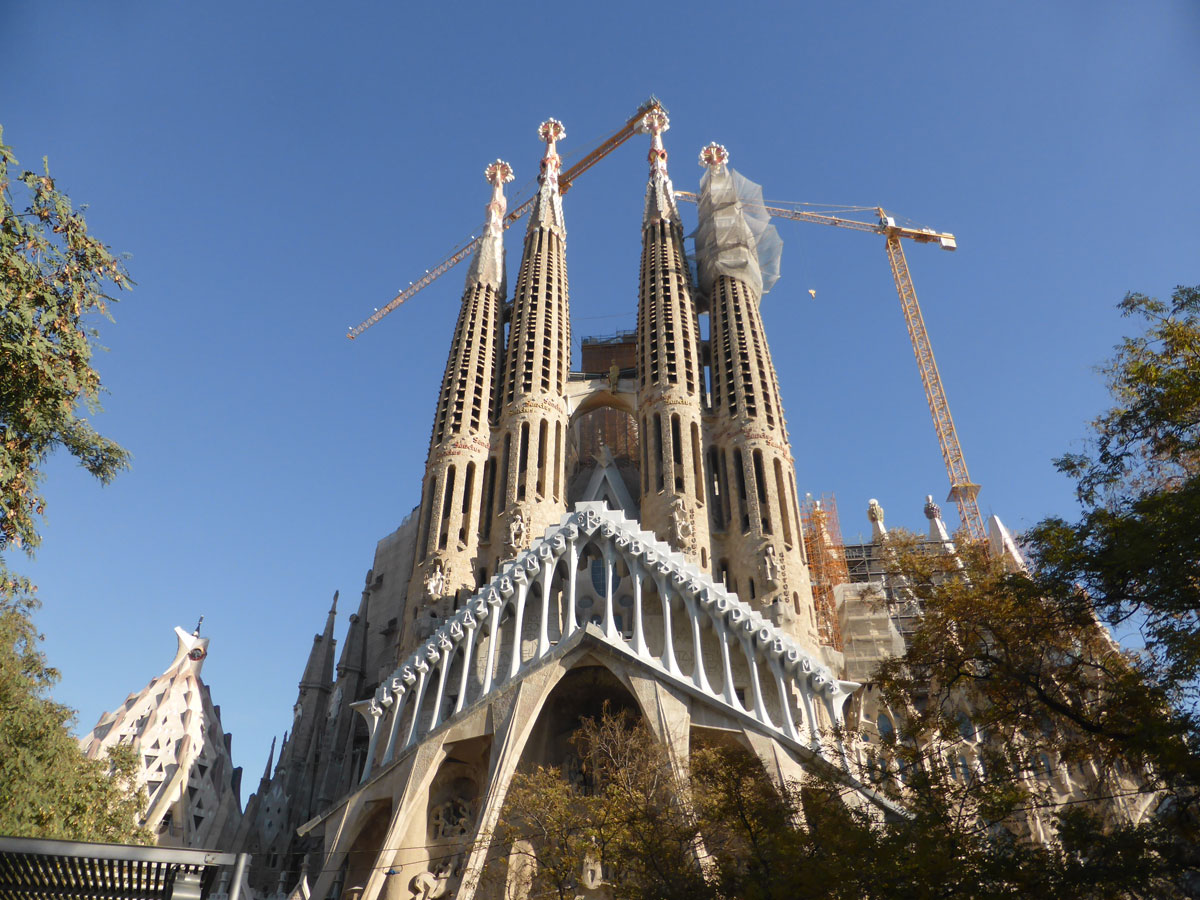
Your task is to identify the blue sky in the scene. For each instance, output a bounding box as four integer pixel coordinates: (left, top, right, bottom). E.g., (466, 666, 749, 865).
(2, 2, 1197, 800)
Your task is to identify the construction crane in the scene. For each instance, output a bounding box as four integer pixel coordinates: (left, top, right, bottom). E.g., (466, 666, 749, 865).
(346, 98, 666, 340)
(344, 99, 984, 542)
(675, 190, 984, 543)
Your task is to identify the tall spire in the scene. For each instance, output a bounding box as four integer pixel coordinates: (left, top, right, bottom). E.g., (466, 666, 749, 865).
(261, 735, 277, 786)
(635, 109, 709, 571)
(489, 119, 572, 568)
(698, 142, 820, 653)
(300, 594, 338, 690)
(405, 163, 512, 652)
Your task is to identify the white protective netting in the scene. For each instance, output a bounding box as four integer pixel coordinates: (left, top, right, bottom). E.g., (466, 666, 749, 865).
(693, 164, 782, 299)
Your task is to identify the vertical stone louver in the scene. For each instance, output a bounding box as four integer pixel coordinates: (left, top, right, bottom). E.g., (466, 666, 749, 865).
(696, 143, 820, 653)
(486, 120, 571, 571)
(635, 110, 711, 572)
(405, 162, 512, 653)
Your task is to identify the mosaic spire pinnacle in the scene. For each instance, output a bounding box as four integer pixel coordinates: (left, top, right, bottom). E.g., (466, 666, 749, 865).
(530, 119, 566, 235)
(641, 109, 679, 227)
(465, 160, 512, 290)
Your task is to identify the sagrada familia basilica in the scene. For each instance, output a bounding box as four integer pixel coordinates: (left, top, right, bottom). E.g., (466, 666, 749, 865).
(82, 104, 1093, 900)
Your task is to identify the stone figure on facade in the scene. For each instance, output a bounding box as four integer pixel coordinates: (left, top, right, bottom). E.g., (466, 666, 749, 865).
(670, 498, 692, 547)
(762, 543, 779, 587)
(508, 510, 527, 554)
(607, 361, 621, 392)
(424, 560, 446, 601)
(408, 853, 461, 900)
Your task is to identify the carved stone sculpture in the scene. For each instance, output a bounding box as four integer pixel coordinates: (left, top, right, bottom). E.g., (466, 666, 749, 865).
(429, 797, 472, 840)
(762, 544, 779, 587)
(508, 510, 527, 554)
(424, 561, 446, 601)
(670, 498, 692, 546)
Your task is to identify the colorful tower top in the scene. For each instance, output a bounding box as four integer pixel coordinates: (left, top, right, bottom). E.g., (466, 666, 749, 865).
(531, 118, 566, 235)
(694, 141, 781, 298)
(465, 159, 513, 291)
(641, 109, 679, 227)
(699, 141, 729, 170)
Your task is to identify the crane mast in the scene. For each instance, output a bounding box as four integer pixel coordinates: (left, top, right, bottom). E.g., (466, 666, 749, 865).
(883, 232, 984, 542)
(674, 190, 985, 542)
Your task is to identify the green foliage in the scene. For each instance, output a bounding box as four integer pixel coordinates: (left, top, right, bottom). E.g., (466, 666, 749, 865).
(860, 288, 1200, 895)
(1046, 285, 1200, 694)
(1059, 286, 1200, 504)
(0, 127, 144, 843)
(1, 125, 130, 558)
(485, 711, 1179, 900)
(0, 582, 149, 842)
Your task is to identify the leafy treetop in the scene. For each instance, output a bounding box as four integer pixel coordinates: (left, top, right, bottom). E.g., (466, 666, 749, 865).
(1, 125, 130, 559)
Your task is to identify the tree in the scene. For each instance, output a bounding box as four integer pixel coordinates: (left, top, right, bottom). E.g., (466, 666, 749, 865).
(0, 126, 146, 842)
(0, 580, 149, 842)
(484, 710, 1176, 900)
(1, 124, 130, 560)
(1043, 285, 1200, 693)
(863, 285, 1200, 894)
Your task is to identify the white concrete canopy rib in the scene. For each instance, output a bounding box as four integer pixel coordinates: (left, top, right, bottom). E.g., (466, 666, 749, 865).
(353, 501, 859, 783)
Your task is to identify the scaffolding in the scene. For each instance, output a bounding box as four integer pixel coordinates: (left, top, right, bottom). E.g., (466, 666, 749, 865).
(800, 493, 849, 651)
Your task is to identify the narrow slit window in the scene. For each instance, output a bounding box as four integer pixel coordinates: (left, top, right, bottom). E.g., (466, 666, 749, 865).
(460, 462, 476, 545)
(733, 449, 749, 532)
(654, 414, 664, 492)
(775, 458, 792, 548)
(500, 433, 512, 508)
(517, 422, 529, 502)
(536, 419, 548, 499)
(671, 414, 684, 492)
(753, 450, 771, 533)
(553, 420, 563, 501)
(481, 458, 496, 540)
(438, 466, 456, 550)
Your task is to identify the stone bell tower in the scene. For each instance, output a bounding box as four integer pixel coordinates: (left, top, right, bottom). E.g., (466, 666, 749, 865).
(405, 161, 512, 653)
(696, 142, 820, 651)
(635, 109, 711, 572)
(487, 119, 572, 570)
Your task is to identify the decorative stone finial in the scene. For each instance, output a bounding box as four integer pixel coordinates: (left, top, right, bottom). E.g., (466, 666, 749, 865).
(484, 159, 514, 189)
(538, 118, 566, 180)
(699, 142, 729, 169)
(482, 160, 513, 228)
(641, 109, 670, 173)
(867, 499, 884, 524)
(923, 495, 941, 521)
(193, 615, 204, 636)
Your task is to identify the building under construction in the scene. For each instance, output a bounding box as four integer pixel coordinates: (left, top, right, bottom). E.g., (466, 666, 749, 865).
(82, 100, 1083, 900)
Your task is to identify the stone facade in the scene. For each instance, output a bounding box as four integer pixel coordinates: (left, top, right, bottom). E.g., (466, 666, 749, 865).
(80, 625, 243, 850)
(214, 111, 1148, 900)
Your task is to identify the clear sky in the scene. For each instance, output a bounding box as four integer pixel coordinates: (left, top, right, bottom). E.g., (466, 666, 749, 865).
(2, 2, 1197, 801)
